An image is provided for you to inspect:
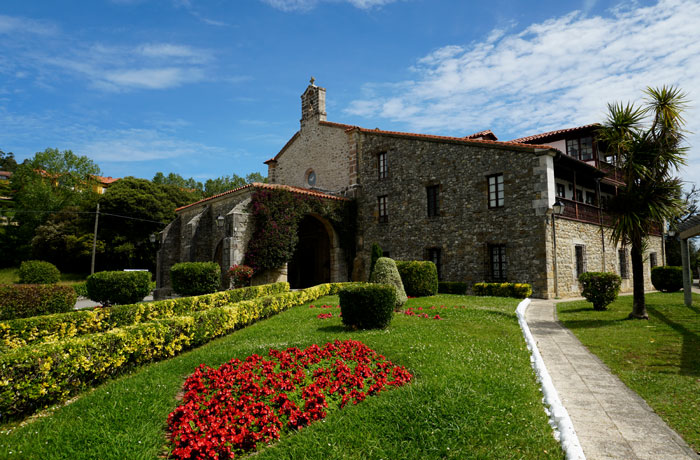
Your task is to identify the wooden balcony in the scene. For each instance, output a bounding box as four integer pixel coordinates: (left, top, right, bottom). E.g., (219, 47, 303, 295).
(557, 197, 661, 236)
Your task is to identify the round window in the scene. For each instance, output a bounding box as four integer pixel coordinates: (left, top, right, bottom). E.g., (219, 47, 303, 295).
(307, 170, 316, 186)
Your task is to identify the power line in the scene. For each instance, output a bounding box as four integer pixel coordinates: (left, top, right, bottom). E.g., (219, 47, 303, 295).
(1, 209, 167, 225)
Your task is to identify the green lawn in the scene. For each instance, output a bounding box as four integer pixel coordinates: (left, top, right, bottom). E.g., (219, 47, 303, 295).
(0, 295, 563, 460)
(558, 292, 700, 452)
(0, 267, 87, 285)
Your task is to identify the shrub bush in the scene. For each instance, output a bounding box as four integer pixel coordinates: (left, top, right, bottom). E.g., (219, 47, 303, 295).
(339, 283, 395, 329)
(171, 262, 221, 296)
(395, 261, 438, 297)
(17, 260, 60, 284)
(651, 266, 683, 292)
(438, 281, 468, 294)
(227, 265, 254, 289)
(369, 243, 383, 277)
(0, 284, 76, 320)
(473, 282, 532, 299)
(86, 271, 151, 306)
(0, 282, 355, 420)
(0, 282, 291, 352)
(578, 272, 621, 311)
(73, 282, 88, 298)
(369, 257, 407, 307)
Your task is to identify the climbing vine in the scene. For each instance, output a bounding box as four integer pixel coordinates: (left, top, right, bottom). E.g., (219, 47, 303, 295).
(244, 189, 356, 273)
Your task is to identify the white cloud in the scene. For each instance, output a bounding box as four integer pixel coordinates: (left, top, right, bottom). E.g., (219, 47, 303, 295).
(345, 0, 700, 187)
(0, 14, 58, 36)
(261, 0, 396, 11)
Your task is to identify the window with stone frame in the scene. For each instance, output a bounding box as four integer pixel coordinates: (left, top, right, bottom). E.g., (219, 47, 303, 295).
(382, 251, 391, 258)
(488, 244, 507, 282)
(426, 185, 440, 217)
(426, 247, 442, 280)
(575, 245, 587, 279)
(377, 195, 388, 223)
(585, 191, 596, 205)
(487, 174, 504, 208)
(649, 252, 658, 270)
(378, 151, 388, 180)
(619, 249, 629, 279)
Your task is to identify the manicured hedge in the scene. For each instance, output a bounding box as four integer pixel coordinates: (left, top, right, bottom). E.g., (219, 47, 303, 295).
(438, 281, 468, 295)
(395, 261, 438, 297)
(0, 284, 76, 321)
(369, 257, 407, 307)
(473, 282, 532, 299)
(0, 282, 353, 421)
(18, 260, 60, 285)
(171, 262, 221, 296)
(651, 266, 683, 293)
(578, 272, 621, 311)
(72, 282, 88, 298)
(86, 270, 151, 306)
(0, 282, 290, 352)
(339, 283, 395, 329)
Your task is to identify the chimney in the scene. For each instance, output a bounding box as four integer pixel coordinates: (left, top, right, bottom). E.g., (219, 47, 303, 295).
(300, 77, 327, 125)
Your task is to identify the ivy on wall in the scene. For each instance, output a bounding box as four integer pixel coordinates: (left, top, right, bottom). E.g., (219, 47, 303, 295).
(244, 189, 356, 273)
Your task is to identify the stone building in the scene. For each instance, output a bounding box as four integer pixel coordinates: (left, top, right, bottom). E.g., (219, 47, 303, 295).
(155, 80, 663, 299)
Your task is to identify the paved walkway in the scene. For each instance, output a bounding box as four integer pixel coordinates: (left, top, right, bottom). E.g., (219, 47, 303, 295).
(526, 299, 699, 460)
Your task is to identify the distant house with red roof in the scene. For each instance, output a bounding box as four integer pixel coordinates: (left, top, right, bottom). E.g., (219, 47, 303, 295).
(92, 175, 120, 194)
(155, 81, 662, 299)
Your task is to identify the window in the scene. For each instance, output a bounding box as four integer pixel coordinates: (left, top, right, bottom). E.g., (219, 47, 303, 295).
(619, 249, 628, 279)
(575, 189, 583, 202)
(427, 247, 442, 280)
(566, 137, 594, 161)
(575, 245, 586, 278)
(382, 251, 391, 258)
(585, 191, 596, 205)
(489, 244, 507, 282)
(306, 169, 316, 186)
(378, 152, 388, 180)
(427, 185, 440, 217)
(556, 183, 566, 198)
(378, 195, 388, 223)
(650, 252, 658, 270)
(488, 174, 504, 208)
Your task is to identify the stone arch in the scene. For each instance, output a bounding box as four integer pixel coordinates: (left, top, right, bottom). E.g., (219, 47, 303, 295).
(288, 213, 343, 288)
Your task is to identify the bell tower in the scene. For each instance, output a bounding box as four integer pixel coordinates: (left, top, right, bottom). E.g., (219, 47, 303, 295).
(301, 77, 327, 125)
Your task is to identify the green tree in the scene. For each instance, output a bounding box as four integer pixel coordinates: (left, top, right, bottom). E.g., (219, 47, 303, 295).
(0, 150, 18, 172)
(599, 86, 687, 319)
(2, 148, 101, 265)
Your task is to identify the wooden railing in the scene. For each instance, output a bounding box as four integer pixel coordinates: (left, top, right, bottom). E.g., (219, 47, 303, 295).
(558, 197, 661, 235)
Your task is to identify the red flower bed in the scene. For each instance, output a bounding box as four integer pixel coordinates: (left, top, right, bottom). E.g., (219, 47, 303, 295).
(167, 340, 412, 459)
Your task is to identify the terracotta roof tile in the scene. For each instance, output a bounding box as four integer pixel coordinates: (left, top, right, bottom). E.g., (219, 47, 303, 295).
(464, 129, 498, 141)
(92, 175, 120, 184)
(511, 124, 600, 143)
(175, 182, 348, 212)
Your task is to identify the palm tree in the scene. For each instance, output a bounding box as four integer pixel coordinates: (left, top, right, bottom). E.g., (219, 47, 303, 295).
(598, 86, 687, 319)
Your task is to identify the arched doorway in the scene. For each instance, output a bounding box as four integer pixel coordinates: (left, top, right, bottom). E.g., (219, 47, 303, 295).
(288, 215, 331, 288)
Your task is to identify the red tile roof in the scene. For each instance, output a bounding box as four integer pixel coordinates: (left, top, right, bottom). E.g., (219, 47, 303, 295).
(93, 175, 120, 185)
(0, 171, 12, 178)
(464, 129, 498, 141)
(347, 126, 555, 151)
(175, 182, 349, 212)
(265, 131, 300, 164)
(511, 124, 600, 143)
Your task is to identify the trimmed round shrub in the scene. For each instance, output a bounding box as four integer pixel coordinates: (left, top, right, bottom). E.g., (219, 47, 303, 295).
(369, 243, 383, 278)
(651, 266, 683, 293)
(0, 284, 77, 320)
(395, 261, 438, 297)
(339, 283, 395, 329)
(170, 262, 221, 296)
(369, 257, 407, 307)
(73, 282, 88, 298)
(512, 283, 533, 299)
(86, 270, 152, 305)
(438, 281, 468, 295)
(18, 260, 60, 284)
(578, 272, 622, 311)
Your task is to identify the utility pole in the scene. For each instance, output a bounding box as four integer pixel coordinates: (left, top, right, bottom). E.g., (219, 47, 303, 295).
(91, 203, 99, 274)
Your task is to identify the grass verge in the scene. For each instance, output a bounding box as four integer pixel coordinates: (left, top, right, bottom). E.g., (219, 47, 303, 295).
(0, 267, 87, 285)
(0, 295, 563, 460)
(557, 292, 700, 452)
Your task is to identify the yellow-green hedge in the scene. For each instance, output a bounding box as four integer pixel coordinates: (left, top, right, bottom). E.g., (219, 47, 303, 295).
(0, 282, 289, 352)
(472, 282, 532, 299)
(0, 282, 352, 420)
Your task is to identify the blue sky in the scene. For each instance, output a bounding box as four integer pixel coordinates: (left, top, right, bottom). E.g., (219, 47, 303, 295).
(1, 0, 699, 188)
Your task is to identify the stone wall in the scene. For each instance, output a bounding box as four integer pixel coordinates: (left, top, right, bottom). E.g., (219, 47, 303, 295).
(545, 218, 664, 298)
(269, 121, 353, 191)
(354, 132, 553, 297)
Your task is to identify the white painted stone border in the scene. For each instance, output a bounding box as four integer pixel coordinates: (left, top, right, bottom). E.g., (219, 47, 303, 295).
(516, 298, 586, 460)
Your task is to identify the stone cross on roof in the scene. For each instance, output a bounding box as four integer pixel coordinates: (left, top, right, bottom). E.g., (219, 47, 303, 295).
(310, 76, 315, 85)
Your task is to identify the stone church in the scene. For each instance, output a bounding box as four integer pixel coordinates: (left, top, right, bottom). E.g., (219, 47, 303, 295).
(155, 80, 663, 299)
